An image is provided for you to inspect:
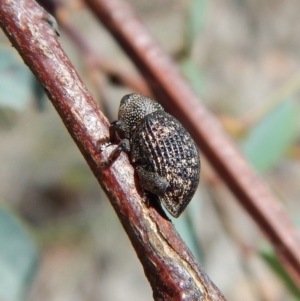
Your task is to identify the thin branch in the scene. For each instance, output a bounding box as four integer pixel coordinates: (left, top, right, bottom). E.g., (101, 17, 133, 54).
(0, 0, 227, 300)
(58, 16, 152, 118)
(84, 0, 300, 286)
(39, 0, 152, 97)
(36, 0, 152, 117)
(61, 17, 152, 95)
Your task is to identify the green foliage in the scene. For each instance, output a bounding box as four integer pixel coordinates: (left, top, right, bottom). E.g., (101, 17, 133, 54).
(181, 0, 209, 98)
(32, 77, 47, 110)
(242, 99, 299, 172)
(0, 48, 46, 113)
(185, 0, 209, 55)
(0, 49, 33, 110)
(169, 193, 203, 263)
(260, 245, 300, 300)
(180, 58, 205, 97)
(0, 205, 38, 301)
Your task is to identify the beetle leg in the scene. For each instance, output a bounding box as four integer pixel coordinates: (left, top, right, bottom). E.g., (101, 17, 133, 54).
(41, 11, 60, 37)
(101, 139, 130, 166)
(136, 166, 169, 196)
(110, 120, 130, 142)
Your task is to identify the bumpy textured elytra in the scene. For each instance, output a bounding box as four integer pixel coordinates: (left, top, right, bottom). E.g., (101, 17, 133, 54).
(104, 93, 200, 217)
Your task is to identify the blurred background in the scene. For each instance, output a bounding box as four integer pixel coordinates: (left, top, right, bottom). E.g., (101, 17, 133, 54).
(0, 0, 300, 300)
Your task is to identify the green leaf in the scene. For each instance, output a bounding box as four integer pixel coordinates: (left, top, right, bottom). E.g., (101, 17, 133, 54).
(295, 219, 300, 229)
(0, 49, 34, 110)
(31, 76, 47, 111)
(180, 58, 205, 97)
(260, 245, 300, 299)
(185, 0, 209, 54)
(242, 99, 299, 172)
(169, 194, 202, 263)
(0, 205, 38, 301)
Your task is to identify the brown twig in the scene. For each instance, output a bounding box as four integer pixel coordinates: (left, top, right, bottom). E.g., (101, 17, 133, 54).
(38, 0, 152, 98)
(59, 16, 152, 118)
(36, 0, 152, 118)
(84, 0, 300, 286)
(0, 0, 227, 300)
(60, 17, 152, 95)
(36, 0, 152, 119)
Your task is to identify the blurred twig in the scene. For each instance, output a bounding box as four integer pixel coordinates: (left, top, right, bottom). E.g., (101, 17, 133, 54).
(0, 0, 227, 300)
(84, 0, 300, 286)
(36, 0, 152, 119)
(41, 0, 152, 97)
(61, 15, 152, 94)
(59, 14, 152, 117)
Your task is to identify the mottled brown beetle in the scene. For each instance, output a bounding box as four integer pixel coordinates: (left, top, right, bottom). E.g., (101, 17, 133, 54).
(102, 93, 200, 217)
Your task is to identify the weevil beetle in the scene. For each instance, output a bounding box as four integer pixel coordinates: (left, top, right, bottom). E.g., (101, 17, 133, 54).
(102, 93, 200, 217)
